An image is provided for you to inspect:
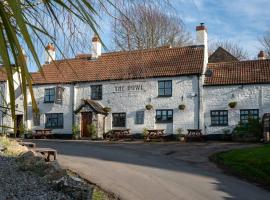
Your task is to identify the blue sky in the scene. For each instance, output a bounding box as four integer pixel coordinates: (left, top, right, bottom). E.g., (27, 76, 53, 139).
(100, 0, 270, 58)
(28, 0, 269, 71)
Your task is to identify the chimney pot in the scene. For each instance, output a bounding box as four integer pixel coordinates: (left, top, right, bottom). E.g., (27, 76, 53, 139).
(258, 50, 266, 60)
(45, 43, 56, 64)
(91, 34, 101, 59)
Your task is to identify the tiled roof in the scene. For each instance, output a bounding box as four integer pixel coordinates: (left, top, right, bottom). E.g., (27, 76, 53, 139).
(31, 45, 204, 84)
(205, 59, 270, 86)
(74, 99, 105, 114)
(0, 67, 7, 82)
(209, 47, 238, 63)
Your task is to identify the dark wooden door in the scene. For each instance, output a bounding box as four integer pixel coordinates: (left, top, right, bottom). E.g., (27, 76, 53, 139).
(15, 115, 23, 137)
(81, 112, 92, 137)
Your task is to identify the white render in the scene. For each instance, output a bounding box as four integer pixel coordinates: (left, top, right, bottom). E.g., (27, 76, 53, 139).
(203, 84, 270, 135)
(74, 76, 200, 135)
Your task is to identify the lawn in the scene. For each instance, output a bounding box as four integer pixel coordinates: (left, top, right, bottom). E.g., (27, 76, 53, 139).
(210, 144, 270, 189)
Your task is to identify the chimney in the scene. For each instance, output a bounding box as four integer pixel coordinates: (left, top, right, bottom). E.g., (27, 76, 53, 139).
(22, 48, 28, 64)
(91, 34, 101, 59)
(45, 43, 56, 64)
(196, 23, 208, 72)
(258, 51, 266, 60)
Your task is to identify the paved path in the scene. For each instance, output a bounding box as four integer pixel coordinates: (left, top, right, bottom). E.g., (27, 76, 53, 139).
(33, 140, 270, 200)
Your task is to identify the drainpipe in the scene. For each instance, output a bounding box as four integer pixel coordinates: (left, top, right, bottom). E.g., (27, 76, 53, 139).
(71, 83, 75, 132)
(197, 75, 200, 129)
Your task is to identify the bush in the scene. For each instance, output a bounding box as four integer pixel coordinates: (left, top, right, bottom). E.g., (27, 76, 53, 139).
(87, 124, 97, 139)
(232, 118, 263, 142)
(72, 124, 80, 139)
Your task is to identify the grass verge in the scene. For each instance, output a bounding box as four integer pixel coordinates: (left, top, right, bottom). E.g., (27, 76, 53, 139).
(210, 144, 270, 189)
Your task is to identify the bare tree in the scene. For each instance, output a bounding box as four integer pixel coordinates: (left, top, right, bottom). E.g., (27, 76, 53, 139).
(209, 40, 249, 60)
(259, 31, 270, 57)
(111, 3, 191, 51)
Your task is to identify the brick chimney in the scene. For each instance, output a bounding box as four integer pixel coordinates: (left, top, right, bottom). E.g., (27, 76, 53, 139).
(258, 51, 266, 60)
(91, 34, 101, 59)
(45, 43, 56, 64)
(196, 23, 208, 72)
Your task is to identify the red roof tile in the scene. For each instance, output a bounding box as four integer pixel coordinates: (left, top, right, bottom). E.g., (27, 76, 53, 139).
(31, 45, 204, 84)
(205, 59, 270, 85)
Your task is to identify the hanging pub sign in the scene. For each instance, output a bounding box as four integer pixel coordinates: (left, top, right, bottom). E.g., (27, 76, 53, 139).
(55, 86, 64, 104)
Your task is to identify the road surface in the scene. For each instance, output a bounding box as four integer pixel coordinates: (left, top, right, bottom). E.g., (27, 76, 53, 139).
(33, 140, 270, 200)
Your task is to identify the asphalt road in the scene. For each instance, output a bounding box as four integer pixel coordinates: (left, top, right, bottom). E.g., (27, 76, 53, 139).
(33, 140, 270, 200)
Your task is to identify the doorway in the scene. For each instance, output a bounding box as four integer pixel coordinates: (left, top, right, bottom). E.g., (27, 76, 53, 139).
(81, 112, 92, 137)
(15, 114, 23, 137)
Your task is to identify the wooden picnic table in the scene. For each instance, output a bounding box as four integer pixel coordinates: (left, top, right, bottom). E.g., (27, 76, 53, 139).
(185, 129, 204, 142)
(35, 148, 57, 162)
(109, 129, 133, 141)
(33, 129, 53, 139)
(144, 129, 165, 142)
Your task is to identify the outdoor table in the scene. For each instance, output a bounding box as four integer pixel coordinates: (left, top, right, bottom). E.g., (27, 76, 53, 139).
(144, 129, 165, 142)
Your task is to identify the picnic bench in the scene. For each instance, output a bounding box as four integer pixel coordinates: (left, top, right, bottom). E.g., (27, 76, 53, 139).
(109, 129, 133, 141)
(185, 129, 204, 142)
(144, 129, 165, 142)
(35, 148, 57, 162)
(33, 129, 53, 139)
(20, 142, 36, 148)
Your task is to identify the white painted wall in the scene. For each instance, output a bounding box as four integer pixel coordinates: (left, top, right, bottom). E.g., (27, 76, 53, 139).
(203, 84, 270, 135)
(26, 84, 74, 134)
(74, 76, 200, 134)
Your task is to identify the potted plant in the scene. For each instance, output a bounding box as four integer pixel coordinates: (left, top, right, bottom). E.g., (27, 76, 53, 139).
(228, 101, 237, 109)
(103, 107, 112, 114)
(178, 104, 186, 111)
(145, 104, 153, 110)
(177, 128, 185, 142)
(72, 124, 80, 140)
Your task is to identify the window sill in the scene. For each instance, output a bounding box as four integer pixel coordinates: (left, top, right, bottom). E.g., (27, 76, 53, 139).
(45, 127, 63, 129)
(210, 125, 229, 127)
(157, 95, 172, 98)
(44, 102, 54, 104)
(155, 121, 173, 124)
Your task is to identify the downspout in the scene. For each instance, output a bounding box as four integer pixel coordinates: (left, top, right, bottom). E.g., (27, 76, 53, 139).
(197, 75, 200, 129)
(71, 83, 75, 132)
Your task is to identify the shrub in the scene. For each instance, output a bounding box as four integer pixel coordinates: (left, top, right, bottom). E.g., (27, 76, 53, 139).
(232, 118, 263, 142)
(178, 104, 186, 110)
(72, 124, 80, 139)
(228, 101, 237, 108)
(87, 124, 97, 139)
(145, 104, 153, 110)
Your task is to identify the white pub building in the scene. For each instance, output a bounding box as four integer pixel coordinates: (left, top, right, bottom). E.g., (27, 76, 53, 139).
(1, 23, 270, 139)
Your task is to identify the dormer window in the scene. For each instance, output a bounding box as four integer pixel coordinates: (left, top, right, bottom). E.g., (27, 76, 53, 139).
(91, 85, 102, 100)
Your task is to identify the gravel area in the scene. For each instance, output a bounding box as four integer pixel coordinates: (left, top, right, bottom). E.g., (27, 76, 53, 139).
(0, 153, 72, 200)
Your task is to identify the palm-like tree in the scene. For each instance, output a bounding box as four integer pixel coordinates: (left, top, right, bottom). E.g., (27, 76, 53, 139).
(0, 0, 101, 134)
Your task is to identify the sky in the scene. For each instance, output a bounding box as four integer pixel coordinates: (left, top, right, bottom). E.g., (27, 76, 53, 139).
(99, 0, 270, 58)
(28, 0, 270, 71)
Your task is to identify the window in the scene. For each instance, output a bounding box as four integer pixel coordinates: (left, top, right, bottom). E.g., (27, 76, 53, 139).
(156, 109, 173, 123)
(44, 88, 55, 103)
(91, 85, 102, 100)
(240, 109, 259, 124)
(45, 113, 63, 129)
(135, 111, 144, 124)
(211, 110, 228, 126)
(112, 113, 126, 127)
(33, 113, 40, 126)
(158, 80, 172, 97)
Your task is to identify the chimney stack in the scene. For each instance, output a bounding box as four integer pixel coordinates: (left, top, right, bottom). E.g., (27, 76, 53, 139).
(45, 43, 56, 64)
(91, 34, 101, 59)
(258, 51, 266, 60)
(196, 23, 208, 72)
(22, 48, 28, 64)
